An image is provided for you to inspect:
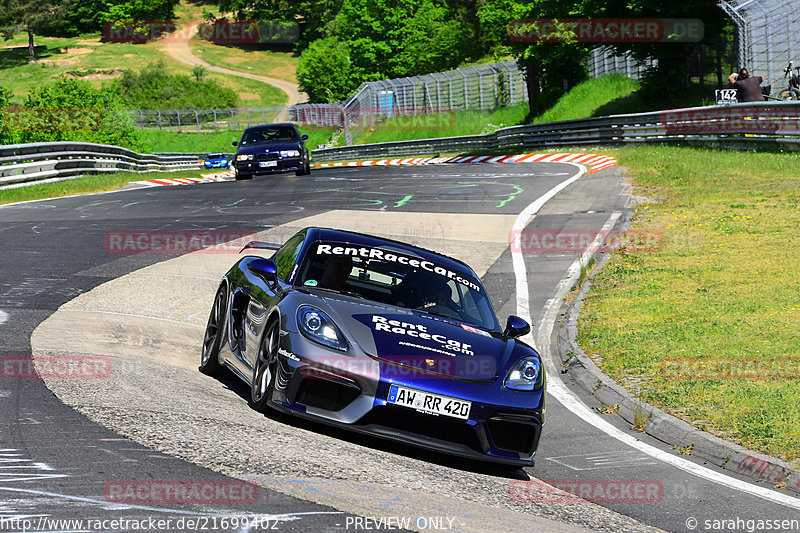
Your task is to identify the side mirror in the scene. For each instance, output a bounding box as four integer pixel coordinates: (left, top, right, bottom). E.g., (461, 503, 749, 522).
(504, 315, 530, 339)
(232, 141, 238, 147)
(301, 134, 308, 140)
(247, 258, 277, 281)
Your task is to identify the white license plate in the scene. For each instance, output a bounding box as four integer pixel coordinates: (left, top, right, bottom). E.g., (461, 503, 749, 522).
(259, 161, 278, 168)
(387, 385, 471, 420)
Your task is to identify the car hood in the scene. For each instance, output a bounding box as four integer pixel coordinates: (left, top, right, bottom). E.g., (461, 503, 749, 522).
(318, 295, 509, 382)
(237, 141, 301, 154)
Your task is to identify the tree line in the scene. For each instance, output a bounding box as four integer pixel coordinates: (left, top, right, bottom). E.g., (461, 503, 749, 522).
(1, 0, 732, 116)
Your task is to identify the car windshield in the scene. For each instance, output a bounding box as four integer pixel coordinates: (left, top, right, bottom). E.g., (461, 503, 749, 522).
(295, 241, 500, 331)
(207, 153, 224, 158)
(239, 126, 298, 145)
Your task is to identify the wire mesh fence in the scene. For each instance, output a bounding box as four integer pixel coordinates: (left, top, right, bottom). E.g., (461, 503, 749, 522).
(588, 47, 654, 80)
(718, 0, 798, 86)
(290, 60, 528, 145)
(127, 107, 290, 132)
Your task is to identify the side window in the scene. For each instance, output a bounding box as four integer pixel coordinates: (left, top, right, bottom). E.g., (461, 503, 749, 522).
(273, 235, 304, 282)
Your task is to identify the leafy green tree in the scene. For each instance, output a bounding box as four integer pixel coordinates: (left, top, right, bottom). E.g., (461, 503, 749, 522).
(108, 61, 240, 109)
(296, 37, 359, 102)
(99, 0, 181, 23)
(8, 77, 143, 149)
(332, 0, 476, 80)
(214, 0, 344, 50)
(0, 0, 63, 62)
(477, 0, 590, 117)
(0, 85, 14, 145)
(578, 0, 728, 101)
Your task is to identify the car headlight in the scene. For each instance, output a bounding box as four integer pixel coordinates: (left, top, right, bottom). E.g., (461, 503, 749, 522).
(237, 154, 252, 161)
(504, 356, 542, 391)
(297, 305, 348, 351)
(280, 150, 300, 158)
(220, 160, 227, 165)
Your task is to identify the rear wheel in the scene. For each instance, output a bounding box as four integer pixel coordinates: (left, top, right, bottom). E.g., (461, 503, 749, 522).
(250, 320, 279, 412)
(200, 285, 227, 376)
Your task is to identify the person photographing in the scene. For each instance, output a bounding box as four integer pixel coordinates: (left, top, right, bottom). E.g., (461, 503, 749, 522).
(732, 68, 766, 102)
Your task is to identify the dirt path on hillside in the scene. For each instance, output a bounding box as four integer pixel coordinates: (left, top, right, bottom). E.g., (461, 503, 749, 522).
(161, 23, 306, 109)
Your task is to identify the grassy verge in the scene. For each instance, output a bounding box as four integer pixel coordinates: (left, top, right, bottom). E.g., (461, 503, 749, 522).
(578, 145, 800, 461)
(139, 125, 336, 153)
(0, 169, 211, 206)
(204, 70, 286, 106)
(534, 74, 640, 123)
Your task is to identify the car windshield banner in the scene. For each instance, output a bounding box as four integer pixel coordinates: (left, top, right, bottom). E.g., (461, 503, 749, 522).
(314, 243, 481, 292)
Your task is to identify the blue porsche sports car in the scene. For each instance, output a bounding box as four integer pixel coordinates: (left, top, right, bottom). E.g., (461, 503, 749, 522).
(200, 227, 545, 466)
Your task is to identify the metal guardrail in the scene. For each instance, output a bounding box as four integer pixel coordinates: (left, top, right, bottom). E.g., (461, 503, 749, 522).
(310, 102, 800, 161)
(0, 142, 205, 188)
(2, 102, 799, 189)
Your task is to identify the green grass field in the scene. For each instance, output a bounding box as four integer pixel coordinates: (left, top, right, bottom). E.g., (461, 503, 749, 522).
(189, 38, 298, 83)
(0, 34, 287, 107)
(578, 146, 800, 461)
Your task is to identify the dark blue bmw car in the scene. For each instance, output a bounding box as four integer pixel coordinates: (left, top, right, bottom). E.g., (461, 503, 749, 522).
(232, 123, 310, 180)
(200, 227, 546, 466)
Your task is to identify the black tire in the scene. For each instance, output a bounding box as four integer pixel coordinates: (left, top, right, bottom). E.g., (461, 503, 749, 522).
(200, 285, 227, 376)
(777, 89, 795, 101)
(295, 154, 311, 176)
(250, 320, 279, 412)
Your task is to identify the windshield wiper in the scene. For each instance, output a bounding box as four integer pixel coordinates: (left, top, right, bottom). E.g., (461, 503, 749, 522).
(314, 287, 365, 299)
(420, 309, 461, 322)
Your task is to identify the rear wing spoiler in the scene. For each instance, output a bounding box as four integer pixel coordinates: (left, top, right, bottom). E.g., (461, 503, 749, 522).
(239, 241, 282, 254)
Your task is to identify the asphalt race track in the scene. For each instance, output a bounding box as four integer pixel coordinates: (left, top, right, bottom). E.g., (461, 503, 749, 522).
(1, 162, 799, 532)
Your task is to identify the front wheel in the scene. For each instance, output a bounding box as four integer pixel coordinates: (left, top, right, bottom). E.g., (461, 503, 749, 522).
(295, 154, 311, 176)
(777, 89, 796, 101)
(234, 167, 252, 180)
(200, 285, 227, 376)
(250, 320, 279, 412)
